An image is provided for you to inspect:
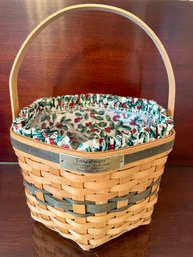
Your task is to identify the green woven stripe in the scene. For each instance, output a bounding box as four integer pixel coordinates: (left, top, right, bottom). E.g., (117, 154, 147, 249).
(24, 177, 161, 218)
(11, 136, 174, 173)
(124, 141, 174, 164)
(11, 137, 59, 163)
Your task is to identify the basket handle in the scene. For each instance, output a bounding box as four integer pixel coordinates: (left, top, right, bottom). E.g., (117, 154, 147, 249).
(9, 4, 176, 120)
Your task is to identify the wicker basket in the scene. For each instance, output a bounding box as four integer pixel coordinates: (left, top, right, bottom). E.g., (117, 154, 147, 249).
(9, 4, 175, 251)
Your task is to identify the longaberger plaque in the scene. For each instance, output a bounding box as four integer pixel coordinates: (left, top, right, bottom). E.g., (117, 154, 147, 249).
(60, 154, 124, 173)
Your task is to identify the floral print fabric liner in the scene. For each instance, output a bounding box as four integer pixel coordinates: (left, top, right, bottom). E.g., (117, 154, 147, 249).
(12, 93, 174, 152)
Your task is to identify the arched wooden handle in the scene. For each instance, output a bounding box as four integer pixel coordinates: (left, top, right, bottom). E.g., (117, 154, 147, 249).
(9, 4, 176, 120)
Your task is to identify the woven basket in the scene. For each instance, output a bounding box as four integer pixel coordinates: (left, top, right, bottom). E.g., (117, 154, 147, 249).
(9, 4, 175, 251)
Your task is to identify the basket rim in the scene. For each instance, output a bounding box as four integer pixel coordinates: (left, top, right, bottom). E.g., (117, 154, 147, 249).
(10, 128, 175, 158)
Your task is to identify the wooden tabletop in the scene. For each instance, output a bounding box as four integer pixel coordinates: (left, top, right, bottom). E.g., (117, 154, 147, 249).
(1, 164, 193, 257)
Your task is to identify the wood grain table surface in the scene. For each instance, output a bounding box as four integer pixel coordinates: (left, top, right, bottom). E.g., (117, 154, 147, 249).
(0, 164, 193, 257)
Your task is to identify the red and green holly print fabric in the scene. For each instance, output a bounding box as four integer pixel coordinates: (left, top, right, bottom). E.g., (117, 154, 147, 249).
(12, 93, 174, 152)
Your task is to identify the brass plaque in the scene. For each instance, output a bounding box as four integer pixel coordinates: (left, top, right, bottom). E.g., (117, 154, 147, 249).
(60, 154, 124, 173)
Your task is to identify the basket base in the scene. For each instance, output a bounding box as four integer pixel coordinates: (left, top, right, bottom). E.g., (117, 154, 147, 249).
(32, 214, 151, 251)
(26, 192, 155, 251)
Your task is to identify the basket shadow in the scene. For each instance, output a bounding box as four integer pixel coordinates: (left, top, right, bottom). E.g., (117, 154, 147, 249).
(32, 221, 150, 257)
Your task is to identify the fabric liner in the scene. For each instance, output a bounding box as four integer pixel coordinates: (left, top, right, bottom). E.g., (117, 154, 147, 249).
(12, 93, 174, 152)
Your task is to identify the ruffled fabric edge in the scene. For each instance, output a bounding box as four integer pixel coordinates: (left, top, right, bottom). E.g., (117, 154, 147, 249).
(12, 93, 174, 152)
